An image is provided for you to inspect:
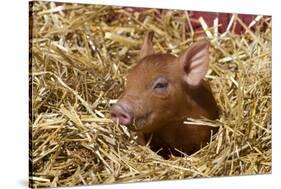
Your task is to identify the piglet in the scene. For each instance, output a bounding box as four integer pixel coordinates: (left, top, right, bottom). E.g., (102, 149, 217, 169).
(111, 32, 220, 158)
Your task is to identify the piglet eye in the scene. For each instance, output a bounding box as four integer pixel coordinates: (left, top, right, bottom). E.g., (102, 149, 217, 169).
(154, 81, 168, 89)
(153, 77, 169, 95)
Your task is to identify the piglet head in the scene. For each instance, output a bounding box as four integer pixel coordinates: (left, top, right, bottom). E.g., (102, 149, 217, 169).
(111, 32, 210, 133)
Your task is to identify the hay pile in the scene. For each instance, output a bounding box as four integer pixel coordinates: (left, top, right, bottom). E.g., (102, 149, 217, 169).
(29, 2, 272, 188)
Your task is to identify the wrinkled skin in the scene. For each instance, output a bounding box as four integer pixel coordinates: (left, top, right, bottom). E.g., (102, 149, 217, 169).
(111, 32, 220, 158)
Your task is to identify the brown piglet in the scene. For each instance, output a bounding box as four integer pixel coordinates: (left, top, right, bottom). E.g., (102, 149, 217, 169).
(110, 32, 220, 158)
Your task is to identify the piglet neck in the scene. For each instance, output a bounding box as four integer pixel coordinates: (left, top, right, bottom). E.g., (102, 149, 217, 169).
(185, 81, 219, 120)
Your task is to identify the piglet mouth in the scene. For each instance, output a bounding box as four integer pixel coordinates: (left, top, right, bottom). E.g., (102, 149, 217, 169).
(128, 112, 151, 131)
(110, 103, 151, 131)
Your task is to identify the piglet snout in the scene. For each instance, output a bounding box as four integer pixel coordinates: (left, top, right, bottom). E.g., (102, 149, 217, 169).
(110, 103, 132, 126)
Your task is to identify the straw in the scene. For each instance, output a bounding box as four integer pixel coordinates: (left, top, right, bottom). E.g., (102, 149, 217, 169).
(29, 2, 272, 188)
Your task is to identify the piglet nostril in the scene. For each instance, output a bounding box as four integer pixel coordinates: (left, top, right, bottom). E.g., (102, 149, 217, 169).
(120, 112, 131, 123)
(110, 112, 117, 119)
(110, 103, 132, 126)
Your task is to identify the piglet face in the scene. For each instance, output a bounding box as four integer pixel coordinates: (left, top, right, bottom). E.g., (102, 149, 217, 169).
(111, 32, 210, 133)
(111, 54, 187, 133)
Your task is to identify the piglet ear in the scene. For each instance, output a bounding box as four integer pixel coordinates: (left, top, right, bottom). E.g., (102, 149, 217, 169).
(179, 40, 209, 87)
(139, 31, 155, 59)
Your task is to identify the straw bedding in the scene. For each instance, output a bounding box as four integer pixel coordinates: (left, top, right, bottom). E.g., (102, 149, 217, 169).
(29, 2, 272, 188)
